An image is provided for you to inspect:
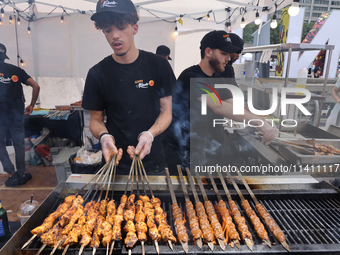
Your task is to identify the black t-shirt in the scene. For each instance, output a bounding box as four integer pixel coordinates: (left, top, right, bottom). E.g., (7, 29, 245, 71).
(172, 65, 231, 167)
(0, 62, 30, 103)
(82, 50, 175, 174)
(0, 62, 31, 123)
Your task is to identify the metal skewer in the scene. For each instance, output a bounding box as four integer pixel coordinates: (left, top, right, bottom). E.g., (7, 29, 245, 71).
(193, 171, 225, 251)
(235, 170, 290, 252)
(217, 171, 250, 250)
(184, 168, 214, 251)
(207, 172, 240, 249)
(35, 243, 47, 255)
(177, 166, 203, 249)
(165, 168, 189, 253)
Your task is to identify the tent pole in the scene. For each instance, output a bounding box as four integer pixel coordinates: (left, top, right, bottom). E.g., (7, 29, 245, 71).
(29, 4, 41, 106)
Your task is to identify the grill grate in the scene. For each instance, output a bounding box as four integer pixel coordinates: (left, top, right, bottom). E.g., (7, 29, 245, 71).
(18, 188, 340, 255)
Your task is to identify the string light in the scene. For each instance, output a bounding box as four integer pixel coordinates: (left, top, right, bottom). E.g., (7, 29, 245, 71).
(20, 58, 24, 67)
(0, 18, 2, 26)
(60, 15, 64, 24)
(288, 0, 300, 16)
(270, 13, 277, 28)
(17, 16, 20, 25)
(240, 17, 246, 28)
(1, 8, 4, 18)
(254, 11, 261, 25)
(174, 26, 178, 36)
(206, 13, 210, 21)
(27, 25, 31, 34)
(9, 15, 12, 24)
(225, 21, 231, 31)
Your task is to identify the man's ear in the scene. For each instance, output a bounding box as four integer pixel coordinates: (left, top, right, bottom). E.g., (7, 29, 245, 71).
(133, 24, 139, 35)
(205, 47, 213, 58)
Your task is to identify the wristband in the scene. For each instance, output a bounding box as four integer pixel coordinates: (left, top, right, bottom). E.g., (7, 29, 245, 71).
(138, 131, 154, 142)
(100, 133, 115, 143)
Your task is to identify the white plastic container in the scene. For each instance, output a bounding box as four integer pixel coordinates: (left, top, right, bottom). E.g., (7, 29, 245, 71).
(17, 199, 39, 226)
(24, 138, 32, 162)
(296, 67, 308, 94)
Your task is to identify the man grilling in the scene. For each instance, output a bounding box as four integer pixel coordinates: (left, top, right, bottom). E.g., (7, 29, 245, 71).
(172, 30, 276, 167)
(82, 0, 175, 174)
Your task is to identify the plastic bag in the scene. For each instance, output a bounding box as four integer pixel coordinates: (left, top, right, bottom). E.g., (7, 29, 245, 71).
(75, 147, 102, 164)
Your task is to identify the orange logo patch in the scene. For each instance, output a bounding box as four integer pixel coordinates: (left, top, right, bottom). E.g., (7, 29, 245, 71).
(223, 34, 229, 38)
(149, 80, 154, 86)
(11, 75, 18, 82)
(135, 80, 143, 84)
(0, 73, 3, 77)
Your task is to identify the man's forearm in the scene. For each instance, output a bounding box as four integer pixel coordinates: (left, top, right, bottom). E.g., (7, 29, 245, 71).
(147, 110, 172, 138)
(89, 118, 109, 140)
(30, 86, 40, 107)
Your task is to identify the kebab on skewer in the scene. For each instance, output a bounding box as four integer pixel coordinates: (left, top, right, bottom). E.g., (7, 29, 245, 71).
(177, 166, 204, 249)
(139, 158, 177, 249)
(216, 171, 254, 250)
(184, 167, 215, 251)
(235, 170, 289, 252)
(165, 167, 189, 253)
(207, 171, 240, 248)
(193, 170, 226, 251)
(223, 171, 271, 247)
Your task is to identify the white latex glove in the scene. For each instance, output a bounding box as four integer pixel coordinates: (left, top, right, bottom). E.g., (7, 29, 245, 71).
(257, 121, 277, 144)
(101, 134, 123, 164)
(135, 131, 154, 160)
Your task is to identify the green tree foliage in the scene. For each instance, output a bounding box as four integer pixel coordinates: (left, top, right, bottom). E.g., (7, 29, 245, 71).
(270, 21, 282, 44)
(243, 23, 258, 43)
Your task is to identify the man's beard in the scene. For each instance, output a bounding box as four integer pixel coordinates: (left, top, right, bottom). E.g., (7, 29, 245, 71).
(209, 56, 224, 73)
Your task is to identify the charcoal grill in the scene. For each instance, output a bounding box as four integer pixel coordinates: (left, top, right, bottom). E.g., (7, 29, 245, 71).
(2, 178, 340, 255)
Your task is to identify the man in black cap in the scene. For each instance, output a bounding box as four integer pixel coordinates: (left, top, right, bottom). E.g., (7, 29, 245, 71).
(82, 0, 175, 174)
(0, 43, 40, 186)
(156, 45, 172, 60)
(172, 30, 276, 167)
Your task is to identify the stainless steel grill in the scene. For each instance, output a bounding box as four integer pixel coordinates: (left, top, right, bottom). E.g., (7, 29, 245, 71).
(3, 180, 340, 255)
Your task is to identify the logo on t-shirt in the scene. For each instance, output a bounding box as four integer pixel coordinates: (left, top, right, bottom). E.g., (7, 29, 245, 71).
(11, 75, 19, 82)
(149, 80, 154, 86)
(0, 76, 11, 84)
(135, 79, 150, 89)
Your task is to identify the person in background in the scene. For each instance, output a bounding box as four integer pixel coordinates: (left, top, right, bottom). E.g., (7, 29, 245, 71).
(172, 30, 277, 167)
(82, 0, 175, 175)
(312, 66, 322, 78)
(220, 33, 244, 79)
(0, 43, 40, 186)
(325, 78, 340, 130)
(156, 45, 172, 61)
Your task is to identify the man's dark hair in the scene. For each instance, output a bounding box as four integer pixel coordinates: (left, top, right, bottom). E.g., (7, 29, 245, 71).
(94, 12, 139, 30)
(200, 48, 205, 59)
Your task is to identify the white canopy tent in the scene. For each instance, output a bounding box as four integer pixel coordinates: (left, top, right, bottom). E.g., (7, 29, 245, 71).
(0, 0, 292, 108)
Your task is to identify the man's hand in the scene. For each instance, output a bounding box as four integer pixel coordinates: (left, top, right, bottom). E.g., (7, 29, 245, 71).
(135, 131, 154, 160)
(101, 135, 123, 165)
(127, 146, 136, 159)
(24, 105, 33, 116)
(257, 121, 277, 144)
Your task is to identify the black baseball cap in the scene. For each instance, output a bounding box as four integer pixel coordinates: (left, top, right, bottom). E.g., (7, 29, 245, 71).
(0, 43, 9, 60)
(200, 30, 242, 54)
(156, 45, 172, 60)
(228, 33, 244, 54)
(91, 0, 137, 21)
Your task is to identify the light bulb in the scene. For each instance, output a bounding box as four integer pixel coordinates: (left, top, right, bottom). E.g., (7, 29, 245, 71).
(254, 11, 261, 25)
(17, 16, 20, 25)
(27, 26, 31, 34)
(61, 15, 64, 24)
(288, 1, 300, 16)
(174, 26, 178, 36)
(270, 19, 277, 28)
(1, 8, 4, 18)
(240, 17, 246, 28)
(9, 15, 12, 24)
(20, 59, 24, 67)
(0, 18, 2, 26)
(206, 14, 210, 21)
